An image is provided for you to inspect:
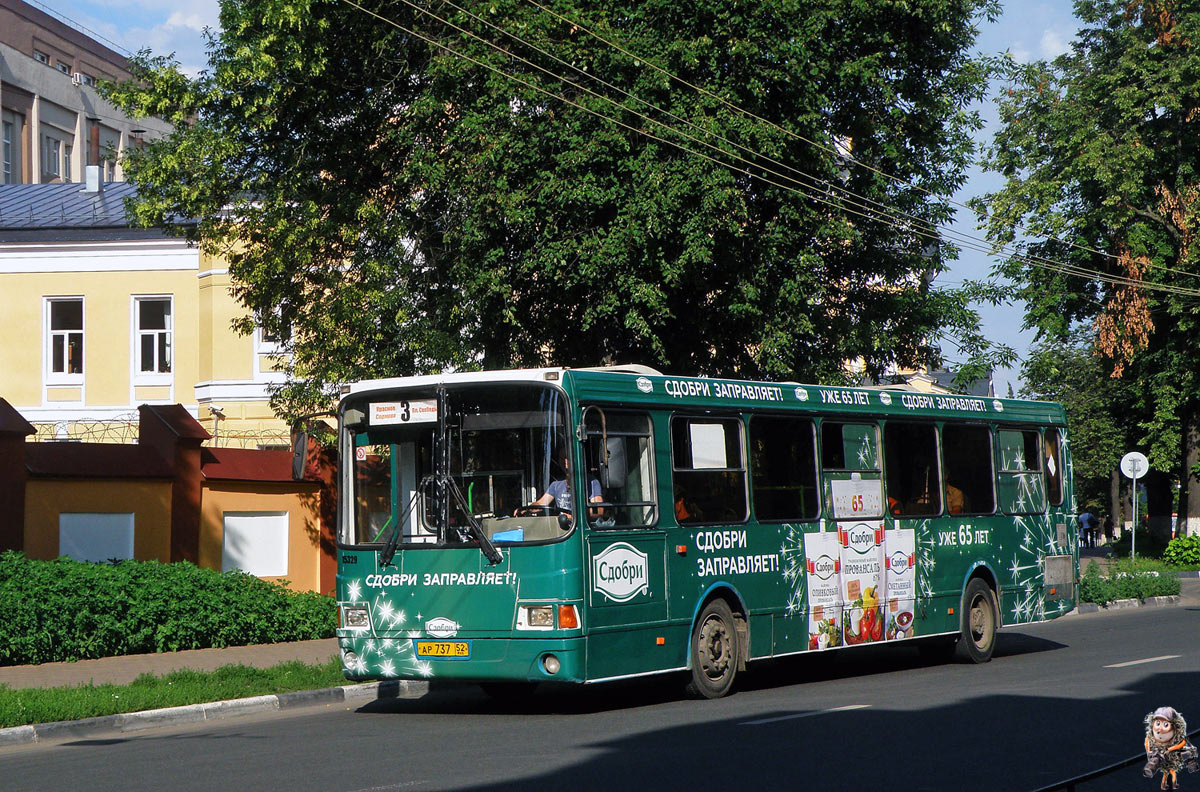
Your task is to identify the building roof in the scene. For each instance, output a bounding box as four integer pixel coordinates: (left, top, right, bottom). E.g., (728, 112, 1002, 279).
(0, 182, 191, 242)
(202, 448, 300, 482)
(25, 442, 171, 479)
(140, 403, 211, 441)
(0, 398, 36, 436)
(0, 182, 139, 229)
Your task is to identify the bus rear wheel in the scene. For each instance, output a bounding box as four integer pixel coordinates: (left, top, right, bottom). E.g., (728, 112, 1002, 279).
(960, 578, 998, 663)
(686, 599, 739, 699)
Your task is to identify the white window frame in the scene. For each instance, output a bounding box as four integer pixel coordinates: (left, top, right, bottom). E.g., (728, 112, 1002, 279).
(41, 135, 60, 179)
(253, 319, 289, 382)
(2, 120, 12, 184)
(44, 296, 84, 385)
(131, 295, 174, 388)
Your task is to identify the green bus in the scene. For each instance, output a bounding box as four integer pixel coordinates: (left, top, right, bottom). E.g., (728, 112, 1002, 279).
(328, 366, 1076, 698)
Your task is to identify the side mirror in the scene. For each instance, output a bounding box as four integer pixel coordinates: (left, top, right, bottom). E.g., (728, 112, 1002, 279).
(602, 437, 627, 488)
(291, 431, 309, 481)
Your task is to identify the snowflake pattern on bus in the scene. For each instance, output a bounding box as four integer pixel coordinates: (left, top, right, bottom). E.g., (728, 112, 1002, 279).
(340, 578, 434, 679)
(780, 523, 809, 615)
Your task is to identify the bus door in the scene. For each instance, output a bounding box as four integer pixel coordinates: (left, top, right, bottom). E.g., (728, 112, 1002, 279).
(579, 407, 668, 679)
(820, 421, 885, 648)
(1043, 426, 1075, 605)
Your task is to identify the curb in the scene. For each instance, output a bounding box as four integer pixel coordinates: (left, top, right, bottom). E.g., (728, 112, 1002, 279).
(0, 679, 429, 748)
(1073, 595, 1180, 616)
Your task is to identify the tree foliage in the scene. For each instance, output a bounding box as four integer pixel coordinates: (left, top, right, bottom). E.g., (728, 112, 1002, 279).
(979, 0, 1200, 485)
(1019, 329, 1133, 509)
(107, 0, 1002, 416)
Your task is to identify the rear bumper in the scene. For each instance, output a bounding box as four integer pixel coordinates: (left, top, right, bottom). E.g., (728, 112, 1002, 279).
(337, 634, 585, 683)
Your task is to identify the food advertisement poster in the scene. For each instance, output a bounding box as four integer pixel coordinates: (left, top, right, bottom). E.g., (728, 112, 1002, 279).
(804, 531, 842, 650)
(838, 521, 883, 645)
(884, 529, 916, 640)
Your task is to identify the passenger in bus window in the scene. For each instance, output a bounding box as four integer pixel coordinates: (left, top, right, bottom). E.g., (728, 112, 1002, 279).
(521, 451, 602, 516)
(946, 480, 967, 515)
(675, 484, 703, 523)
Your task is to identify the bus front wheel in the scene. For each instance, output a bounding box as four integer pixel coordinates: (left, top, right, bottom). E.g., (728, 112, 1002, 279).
(687, 599, 739, 699)
(960, 578, 998, 663)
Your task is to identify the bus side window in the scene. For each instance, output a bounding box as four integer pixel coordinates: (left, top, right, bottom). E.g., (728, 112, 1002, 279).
(749, 415, 818, 522)
(819, 421, 883, 520)
(1044, 428, 1064, 507)
(941, 424, 995, 515)
(583, 410, 657, 528)
(671, 416, 748, 525)
(884, 422, 940, 516)
(997, 429, 1046, 514)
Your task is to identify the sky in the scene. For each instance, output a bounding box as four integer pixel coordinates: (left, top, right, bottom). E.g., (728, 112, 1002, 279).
(32, 0, 1084, 393)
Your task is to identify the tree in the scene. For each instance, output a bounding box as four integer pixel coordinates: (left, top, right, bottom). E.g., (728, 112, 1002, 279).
(1019, 329, 1134, 515)
(108, 0, 1004, 417)
(979, 0, 1200, 539)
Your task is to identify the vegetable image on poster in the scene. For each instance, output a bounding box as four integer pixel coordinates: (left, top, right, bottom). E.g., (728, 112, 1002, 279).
(803, 531, 842, 650)
(839, 521, 883, 645)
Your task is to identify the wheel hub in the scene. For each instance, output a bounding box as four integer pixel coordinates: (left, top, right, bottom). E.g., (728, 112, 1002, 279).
(699, 616, 731, 679)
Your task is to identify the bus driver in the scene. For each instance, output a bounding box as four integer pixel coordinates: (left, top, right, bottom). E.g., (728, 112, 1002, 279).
(519, 450, 603, 517)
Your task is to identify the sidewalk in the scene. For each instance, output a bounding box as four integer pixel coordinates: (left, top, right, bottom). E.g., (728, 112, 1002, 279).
(0, 638, 340, 691)
(0, 638, 427, 748)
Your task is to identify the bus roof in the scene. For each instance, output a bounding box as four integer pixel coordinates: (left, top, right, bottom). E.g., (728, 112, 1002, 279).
(343, 366, 1066, 425)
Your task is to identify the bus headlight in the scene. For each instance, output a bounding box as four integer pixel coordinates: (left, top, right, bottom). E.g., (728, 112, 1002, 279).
(518, 605, 554, 629)
(343, 606, 371, 629)
(541, 654, 561, 675)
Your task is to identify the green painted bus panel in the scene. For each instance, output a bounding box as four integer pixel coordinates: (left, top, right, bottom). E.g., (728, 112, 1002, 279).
(584, 532, 668, 627)
(585, 624, 689, 681)
(561, 370, 1066, 427)
(335, 540, 587, 682)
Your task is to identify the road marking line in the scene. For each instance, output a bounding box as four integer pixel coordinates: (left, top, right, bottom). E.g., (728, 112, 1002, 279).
(1104, 655, 1181, 668)
(740, 704, 870, 726)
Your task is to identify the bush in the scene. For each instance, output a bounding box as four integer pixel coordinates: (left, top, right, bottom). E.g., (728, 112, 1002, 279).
(0, 552, 336, 666)
(1109, 529, 1169, 559)
(1163, 534, 1200, 567)
(1077, 559, 1180, 605)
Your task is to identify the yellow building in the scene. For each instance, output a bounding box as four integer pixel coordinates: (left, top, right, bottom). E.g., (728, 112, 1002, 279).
(0, 178, 290, 444)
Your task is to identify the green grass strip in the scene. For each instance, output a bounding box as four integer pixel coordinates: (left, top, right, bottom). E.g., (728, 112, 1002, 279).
(0, 658, 348, 729)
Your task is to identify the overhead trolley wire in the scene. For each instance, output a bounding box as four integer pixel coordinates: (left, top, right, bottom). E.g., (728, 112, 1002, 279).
(517, 0, 1200, 286)
(404, 0, 1200, 297)
(334, 0, 1200, 298)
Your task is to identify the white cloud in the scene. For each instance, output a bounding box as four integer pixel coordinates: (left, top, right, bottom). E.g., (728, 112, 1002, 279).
(1040, 28, 1071, 59)
(164, 10, 212, 32)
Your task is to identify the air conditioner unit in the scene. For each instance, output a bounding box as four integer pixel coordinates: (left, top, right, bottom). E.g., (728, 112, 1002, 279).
(71, 72, 82, 86)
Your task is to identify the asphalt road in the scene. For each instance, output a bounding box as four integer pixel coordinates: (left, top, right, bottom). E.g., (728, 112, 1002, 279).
(4, 604, 1198, 792)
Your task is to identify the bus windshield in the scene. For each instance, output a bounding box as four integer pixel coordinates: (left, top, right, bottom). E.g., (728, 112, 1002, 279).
(344, 383, 574, 549)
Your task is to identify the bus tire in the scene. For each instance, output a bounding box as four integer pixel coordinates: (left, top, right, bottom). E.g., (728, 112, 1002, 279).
(686, 599, 739, 699)
(960, 578, 998, 663)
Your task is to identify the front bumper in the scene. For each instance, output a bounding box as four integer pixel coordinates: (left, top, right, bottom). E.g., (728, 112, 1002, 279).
(338, 634, 585, 683)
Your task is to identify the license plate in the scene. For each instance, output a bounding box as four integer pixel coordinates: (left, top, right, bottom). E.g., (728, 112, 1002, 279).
(415, 640, 471, 659)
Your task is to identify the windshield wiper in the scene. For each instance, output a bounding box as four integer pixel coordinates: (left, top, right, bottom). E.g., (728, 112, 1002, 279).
(444, 476, 504, 566)
(379, 476, 429, 568)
